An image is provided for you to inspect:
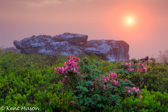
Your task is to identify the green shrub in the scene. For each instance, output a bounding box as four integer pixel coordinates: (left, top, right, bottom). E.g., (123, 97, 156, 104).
(128, 64, 168, 93)
(0, 49, 168, 111)
(55, 57, 141, 111)
(121, 87, 168, 112)
(115, 58, 168, 93)
(0, 50, 76, 111)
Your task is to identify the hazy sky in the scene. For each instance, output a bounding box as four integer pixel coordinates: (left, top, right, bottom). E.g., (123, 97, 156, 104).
(0, 0, 168, 59)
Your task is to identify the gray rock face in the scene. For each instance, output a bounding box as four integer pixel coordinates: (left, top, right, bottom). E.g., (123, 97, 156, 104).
(84, 40, 129, 62)
(13, 34, 83, 55)
(53, 32, 88, 45)
(13, 32, 129, 61)
(4, 47, 19, 53)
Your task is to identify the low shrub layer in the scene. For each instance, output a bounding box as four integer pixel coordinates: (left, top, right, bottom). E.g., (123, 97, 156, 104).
(0, 49, 168, 111)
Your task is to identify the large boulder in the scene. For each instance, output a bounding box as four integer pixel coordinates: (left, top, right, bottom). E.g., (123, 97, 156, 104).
(84, 40, 129, 62)
(4, 47, 20, 53)
(13, 32, 129, 61)
(53, 32, 88, 45)
(13, 34, 83, 55)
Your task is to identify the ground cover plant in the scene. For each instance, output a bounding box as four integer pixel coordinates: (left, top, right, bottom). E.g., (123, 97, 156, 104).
(0, 49, 168, 112)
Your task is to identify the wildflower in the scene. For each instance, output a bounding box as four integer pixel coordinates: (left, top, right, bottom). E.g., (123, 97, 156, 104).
(64, 75, 67, 78)
(132, 87, 137, 92)
(129, 67, 134, 72)
(67, 55, 71, 58)
(128, 90, 131, 93)
(81, 73, 85, 76)
(140, 95, 142, 99)
(112, 80, 118, 85)
(138, 68, 143, 72)
(71, 101, 76, 104)
(132, 87, 140, 92)
(59, 80, 62, 83)
(136, 88, 139, 92)
(103, 84, 106, 89)
(108, 72, 118, 79)
(73, 68, 77, 73)
(144, 67, 147, 72)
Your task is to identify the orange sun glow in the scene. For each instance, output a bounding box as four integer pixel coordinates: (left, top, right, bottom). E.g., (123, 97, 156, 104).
(103, 2, 153, 39)
(127, 18, 133, 23)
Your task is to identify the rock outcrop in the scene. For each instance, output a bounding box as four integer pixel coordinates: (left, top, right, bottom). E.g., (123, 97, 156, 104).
(84, 40, 129, 62)
(4, 47, 19, 53)
(53, 32, 88, 45)
(13, 32, 129, 61)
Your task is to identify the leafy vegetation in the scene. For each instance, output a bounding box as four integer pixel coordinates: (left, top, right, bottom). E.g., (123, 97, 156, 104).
(0, 49, 168, 111)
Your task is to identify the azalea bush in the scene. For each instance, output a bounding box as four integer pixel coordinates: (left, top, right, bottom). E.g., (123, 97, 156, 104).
(0, 50, 76, 111)
(0, 49, 168, 111)
(115, 58, 168, 93)
(121, 87, 168, 112)
(116, 59, 148, 77)
(55, 56, 142, 111)
(131, 64, 168, 92)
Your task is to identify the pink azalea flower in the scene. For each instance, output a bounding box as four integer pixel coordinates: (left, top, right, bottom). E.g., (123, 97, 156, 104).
(103, 84, 106, 89)
(136, 88, 139, 92)
(64, 65, 69, 70)
(140, 95, 142, 99)
(129, 68, 134, 72)
(112, 80, 118, 85)
(108, 72, 118, 79)
(73, 68, 77, 73)
(128, 90, 131, 93)
(144, 67, 147, 72)
(64, 75, 67, 78)
(67, 55, 71, 58)
(132, 87, 136, 92)
(62, 67, 65, 73)
(95, 83, 98, 87)
(71, 101, 76, 104)
(81, 73, 85, 76)
(138, 68, 143, 72)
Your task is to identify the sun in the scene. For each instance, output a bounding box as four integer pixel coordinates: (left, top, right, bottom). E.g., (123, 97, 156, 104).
(128, 19, 133, 23)
(126, 17, 134, 25)
(125, 17, 135, 27)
